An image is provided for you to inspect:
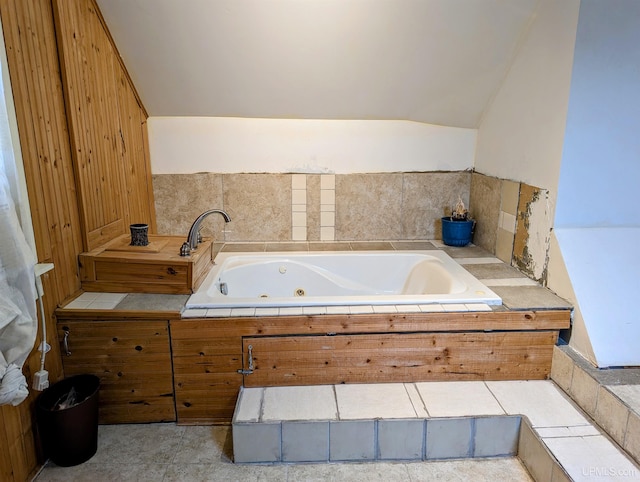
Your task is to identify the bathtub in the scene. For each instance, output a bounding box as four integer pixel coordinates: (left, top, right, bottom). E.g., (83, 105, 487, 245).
(185, 250, 501, 309)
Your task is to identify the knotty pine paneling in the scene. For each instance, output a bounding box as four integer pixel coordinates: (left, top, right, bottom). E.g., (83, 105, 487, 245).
(0, 0, 154, 479)
(116, 67, 156, 231)
(53, 0, 126, 250)
(53, 0, 154, 251)
(0, 0, 83, 480)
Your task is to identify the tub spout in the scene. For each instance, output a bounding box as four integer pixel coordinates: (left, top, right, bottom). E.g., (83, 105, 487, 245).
(180, 209, 231, 256)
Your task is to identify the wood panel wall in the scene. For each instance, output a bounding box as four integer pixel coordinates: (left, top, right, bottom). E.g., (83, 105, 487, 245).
(0, 1, 154, 480)
(53, 0, 155, 251)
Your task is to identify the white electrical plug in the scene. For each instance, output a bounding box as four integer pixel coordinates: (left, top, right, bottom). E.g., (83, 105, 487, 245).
(33, 370, 49, 391)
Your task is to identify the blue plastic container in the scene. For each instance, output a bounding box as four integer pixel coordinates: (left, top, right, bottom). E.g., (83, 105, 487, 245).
(441, 217, 475, 247)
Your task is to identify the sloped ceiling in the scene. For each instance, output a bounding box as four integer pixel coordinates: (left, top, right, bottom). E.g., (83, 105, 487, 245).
(97, 0, 538, 128)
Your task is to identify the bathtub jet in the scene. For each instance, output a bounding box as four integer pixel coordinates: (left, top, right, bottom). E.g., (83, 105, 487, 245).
(186, 250, 501, 309)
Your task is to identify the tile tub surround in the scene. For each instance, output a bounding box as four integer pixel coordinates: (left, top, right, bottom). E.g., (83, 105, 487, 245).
(551, 344, 640, 466)
(232, 381, 639, 481)
(152, 171, 472, 242)
(151, 171, 552, 279)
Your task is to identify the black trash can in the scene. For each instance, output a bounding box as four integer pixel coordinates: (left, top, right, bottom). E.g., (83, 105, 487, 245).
(36, 374, 100, 467)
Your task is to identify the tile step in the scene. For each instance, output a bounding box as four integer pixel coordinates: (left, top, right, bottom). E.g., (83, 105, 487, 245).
(232, 382, 640, 480)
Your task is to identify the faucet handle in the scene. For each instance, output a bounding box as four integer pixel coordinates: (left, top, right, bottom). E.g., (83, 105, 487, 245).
(197, 230, 203, 244)
(180, 242, 191, 257)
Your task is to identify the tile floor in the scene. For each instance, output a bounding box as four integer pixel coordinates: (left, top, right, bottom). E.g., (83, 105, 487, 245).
(34, 423, 534, 481)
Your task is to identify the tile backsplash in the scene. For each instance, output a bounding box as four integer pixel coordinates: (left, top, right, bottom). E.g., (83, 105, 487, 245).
(153, 171, 471, 242)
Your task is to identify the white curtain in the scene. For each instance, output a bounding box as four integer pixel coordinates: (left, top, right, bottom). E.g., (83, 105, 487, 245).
(0, 49, 37, 406)
(0, 167, 37, 405)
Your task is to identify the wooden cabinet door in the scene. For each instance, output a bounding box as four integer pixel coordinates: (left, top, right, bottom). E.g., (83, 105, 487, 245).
(170, 320, 243, 424)
(242, 331, 556, 387)
(57, 320, 175, 423)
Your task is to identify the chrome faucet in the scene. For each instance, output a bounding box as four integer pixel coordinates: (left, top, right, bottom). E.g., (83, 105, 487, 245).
(180, 209, 231, 256)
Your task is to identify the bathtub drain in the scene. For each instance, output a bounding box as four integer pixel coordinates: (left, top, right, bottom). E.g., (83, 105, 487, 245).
(294, 288, 305, 297)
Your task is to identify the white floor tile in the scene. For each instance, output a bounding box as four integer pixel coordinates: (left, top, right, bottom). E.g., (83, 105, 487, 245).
(335, 383, 418, 420)
(486, 380, 590, 428)
(543, 435, 639, 481)
(262, 386, 337, 421)
(234, 388, 263, 422)
(415, 381, 504, 417)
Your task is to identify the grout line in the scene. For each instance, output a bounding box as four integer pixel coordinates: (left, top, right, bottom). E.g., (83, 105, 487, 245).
(403, 383, 420, 418)
(414, 383, 431, 418)
(279, 421, 283, 462)
(482, 278, 539, 287)
(469, 417, 477, 458)
(484, 381, 508, 415)
(374, 419, 379, 460)
(258, 387, 266, 423)
(422, 418, 427, 461)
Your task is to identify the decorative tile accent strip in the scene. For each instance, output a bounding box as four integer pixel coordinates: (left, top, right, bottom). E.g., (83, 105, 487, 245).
(320, 175, 335, 241)
(291, 174, 307, 241)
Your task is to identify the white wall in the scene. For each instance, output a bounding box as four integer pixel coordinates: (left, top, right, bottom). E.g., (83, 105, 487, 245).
(474, 0, 580, 200)
(552, 0, 640, 367)
(149, 117, 476, 174)
(555, 0, 640, 228)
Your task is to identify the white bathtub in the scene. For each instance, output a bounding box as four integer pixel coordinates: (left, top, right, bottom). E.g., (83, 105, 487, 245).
(186, 250, 501, 309)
